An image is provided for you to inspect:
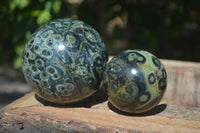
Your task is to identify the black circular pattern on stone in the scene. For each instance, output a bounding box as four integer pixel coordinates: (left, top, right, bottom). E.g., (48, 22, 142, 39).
(139, 92, 151, 104)
(158, 78, 167, 91)
(148, 73, 156, 84)
(152, 56, 161, 69)
(126, 51, 146, 64)
(125, 86, 134, 94)
(22, 18, 108, 104)
(162, 69, 167, 80)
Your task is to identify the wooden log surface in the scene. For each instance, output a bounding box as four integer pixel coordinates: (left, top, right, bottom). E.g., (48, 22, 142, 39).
(161, 59, 200, 107)
(1, 92, 200, 133)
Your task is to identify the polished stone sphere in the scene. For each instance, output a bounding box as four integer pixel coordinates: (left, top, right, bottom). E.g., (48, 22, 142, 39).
(104, 50, 167, 113)
(23, 18, 108, 104)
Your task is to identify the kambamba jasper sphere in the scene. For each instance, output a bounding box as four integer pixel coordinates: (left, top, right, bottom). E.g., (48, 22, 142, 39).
(104, 50, 167, 113)
(23, 18, 108, 104)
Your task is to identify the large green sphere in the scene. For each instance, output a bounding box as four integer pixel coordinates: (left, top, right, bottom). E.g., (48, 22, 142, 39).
(23, 18, 108, 104)
(104, 50, 167, 113)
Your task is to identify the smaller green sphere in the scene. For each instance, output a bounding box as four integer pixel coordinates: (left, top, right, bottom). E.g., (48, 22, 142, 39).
(104, 50, 167, 113)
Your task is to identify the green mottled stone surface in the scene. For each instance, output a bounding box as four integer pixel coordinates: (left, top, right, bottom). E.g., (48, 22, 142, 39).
(104, 50, 167, 113)
(23, 18, 108, 104)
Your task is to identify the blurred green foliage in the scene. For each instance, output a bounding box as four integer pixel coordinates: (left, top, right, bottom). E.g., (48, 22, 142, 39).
(0, 0, 200, 70)
(0, 0, 66, 69)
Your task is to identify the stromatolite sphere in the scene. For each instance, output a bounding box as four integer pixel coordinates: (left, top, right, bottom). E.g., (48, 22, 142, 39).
(22, 18, 108, 104)
(104, 50, 167, 113)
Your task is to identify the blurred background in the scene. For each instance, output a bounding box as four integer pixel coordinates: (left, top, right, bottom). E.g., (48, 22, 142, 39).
(0, 0, 200, 108)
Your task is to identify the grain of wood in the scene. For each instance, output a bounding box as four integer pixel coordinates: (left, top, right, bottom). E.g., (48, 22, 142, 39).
(1, 92, 200, 133)
(161, 59, 200, 107)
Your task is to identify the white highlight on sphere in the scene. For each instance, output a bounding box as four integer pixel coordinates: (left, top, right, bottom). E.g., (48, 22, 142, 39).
(131, 69, 137, 75)
(58, 44, 65, 50)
